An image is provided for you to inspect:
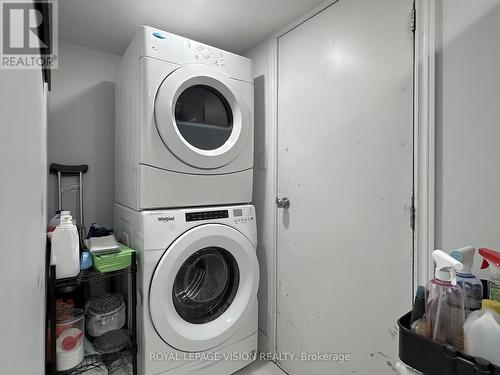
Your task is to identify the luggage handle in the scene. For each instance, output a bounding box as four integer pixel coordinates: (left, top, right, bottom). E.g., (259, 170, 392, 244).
(49, 164, 88, 175)
(49, 164, 88, 241)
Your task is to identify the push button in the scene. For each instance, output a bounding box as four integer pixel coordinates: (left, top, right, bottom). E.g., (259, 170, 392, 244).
(202, 49, 211, 58)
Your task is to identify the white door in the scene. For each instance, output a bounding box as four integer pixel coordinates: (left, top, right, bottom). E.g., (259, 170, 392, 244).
(276, 1, 414, 374)
(155, 65, 251, 169)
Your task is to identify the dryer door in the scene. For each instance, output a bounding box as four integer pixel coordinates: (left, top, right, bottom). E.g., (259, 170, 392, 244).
(154, 65, 251, 170)
(149, 224, 259, 352)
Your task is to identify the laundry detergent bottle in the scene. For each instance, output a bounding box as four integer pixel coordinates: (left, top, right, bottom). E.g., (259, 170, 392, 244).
(450, 246, 483, 317)
(478, 248, 500, 302)
(426, 250, 466, 350)
(464, 300, 500, 367)
(51, 213, 80, 279)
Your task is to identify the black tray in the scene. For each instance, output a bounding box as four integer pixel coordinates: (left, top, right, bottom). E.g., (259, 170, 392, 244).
(398, 311, 500, 375)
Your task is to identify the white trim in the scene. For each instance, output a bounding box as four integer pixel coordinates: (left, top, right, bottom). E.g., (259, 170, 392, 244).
(266, 36, 278, 355)
(257, 330, 269, 354)
(275, 0, 341, 37)
(413, 0, 436, 288)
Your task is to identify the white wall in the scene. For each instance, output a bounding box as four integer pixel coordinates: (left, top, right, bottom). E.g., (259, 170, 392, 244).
(435, 0, 500, 275)
(49, 41, 120, 229)
(0, 66, 47, 374)
(245, 39, 275, 352)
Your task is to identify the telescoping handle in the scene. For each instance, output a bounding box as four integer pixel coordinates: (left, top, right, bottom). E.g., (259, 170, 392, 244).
(49, 163, 88, 228)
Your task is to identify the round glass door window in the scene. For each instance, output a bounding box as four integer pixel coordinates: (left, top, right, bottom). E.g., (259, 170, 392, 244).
(173, 247, 239, 324)
(174, 85, 234, 150)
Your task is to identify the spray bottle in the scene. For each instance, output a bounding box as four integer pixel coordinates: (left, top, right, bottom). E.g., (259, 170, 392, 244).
(426, 250, 466, 350)
(478, 248, 500, 302)
(450, 246, 483, 317)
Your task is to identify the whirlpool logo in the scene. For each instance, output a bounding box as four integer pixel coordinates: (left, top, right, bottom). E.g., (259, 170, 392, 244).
(157, 216, 175, 222)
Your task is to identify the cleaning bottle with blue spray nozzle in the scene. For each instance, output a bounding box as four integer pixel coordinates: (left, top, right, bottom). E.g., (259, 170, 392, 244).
(426, 250, 466, 350)
(450, 246, 483, 318)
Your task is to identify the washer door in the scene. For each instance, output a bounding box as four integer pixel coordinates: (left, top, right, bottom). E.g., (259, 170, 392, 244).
(154, 65, 251, 170)
(149, 224, 259, 352)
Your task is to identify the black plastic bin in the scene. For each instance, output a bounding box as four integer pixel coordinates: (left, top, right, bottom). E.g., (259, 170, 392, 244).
(398, 311, 500, 375)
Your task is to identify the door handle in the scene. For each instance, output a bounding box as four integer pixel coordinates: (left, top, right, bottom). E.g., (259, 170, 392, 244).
(276, 197, 290, 209)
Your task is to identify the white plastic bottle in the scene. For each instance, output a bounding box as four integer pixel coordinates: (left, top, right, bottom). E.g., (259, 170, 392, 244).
(464, 300, 500, 367)
(47, 210, 71, 234)
(51, 213, 80, 279)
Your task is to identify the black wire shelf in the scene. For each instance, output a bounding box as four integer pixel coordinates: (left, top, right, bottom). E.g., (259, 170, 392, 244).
(47, 251, 138, 375)
(55, 264, 137, 290)
(57, 346, 137, 375)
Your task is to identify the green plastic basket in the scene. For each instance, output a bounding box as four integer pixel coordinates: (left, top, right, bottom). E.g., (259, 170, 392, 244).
(92, 244, 135, 273)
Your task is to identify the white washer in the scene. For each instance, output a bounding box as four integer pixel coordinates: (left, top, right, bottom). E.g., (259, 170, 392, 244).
(114, 204, 259, 375)
(115, 26, 254, 210)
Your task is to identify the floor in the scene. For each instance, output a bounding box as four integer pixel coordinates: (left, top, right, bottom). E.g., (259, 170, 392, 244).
(235, 360, 286, 375)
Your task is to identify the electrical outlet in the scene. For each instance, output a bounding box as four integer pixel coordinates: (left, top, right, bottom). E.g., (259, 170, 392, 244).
(257, 151, 266, 170)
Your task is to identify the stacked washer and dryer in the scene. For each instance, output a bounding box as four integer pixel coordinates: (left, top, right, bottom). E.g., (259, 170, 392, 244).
(113, 26, 259, 375)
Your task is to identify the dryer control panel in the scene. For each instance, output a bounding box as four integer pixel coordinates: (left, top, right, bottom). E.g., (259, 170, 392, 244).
(183, 39, 226, 67)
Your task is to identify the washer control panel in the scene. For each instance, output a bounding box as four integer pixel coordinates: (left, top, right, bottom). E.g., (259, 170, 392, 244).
(184, 206, 255, 225)
(186, 210, 229, 222)
(141, 204, 257, 249)
(232, 207, 255, 224)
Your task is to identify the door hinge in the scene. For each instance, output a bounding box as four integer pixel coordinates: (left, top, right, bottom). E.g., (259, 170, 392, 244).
(410, 195, 416, 231)
(410, 6, 416, 33)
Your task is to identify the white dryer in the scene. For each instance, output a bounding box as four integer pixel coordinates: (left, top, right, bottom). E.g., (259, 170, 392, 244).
(115, 26, 254, 210)
(114, 204, 259, 375)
